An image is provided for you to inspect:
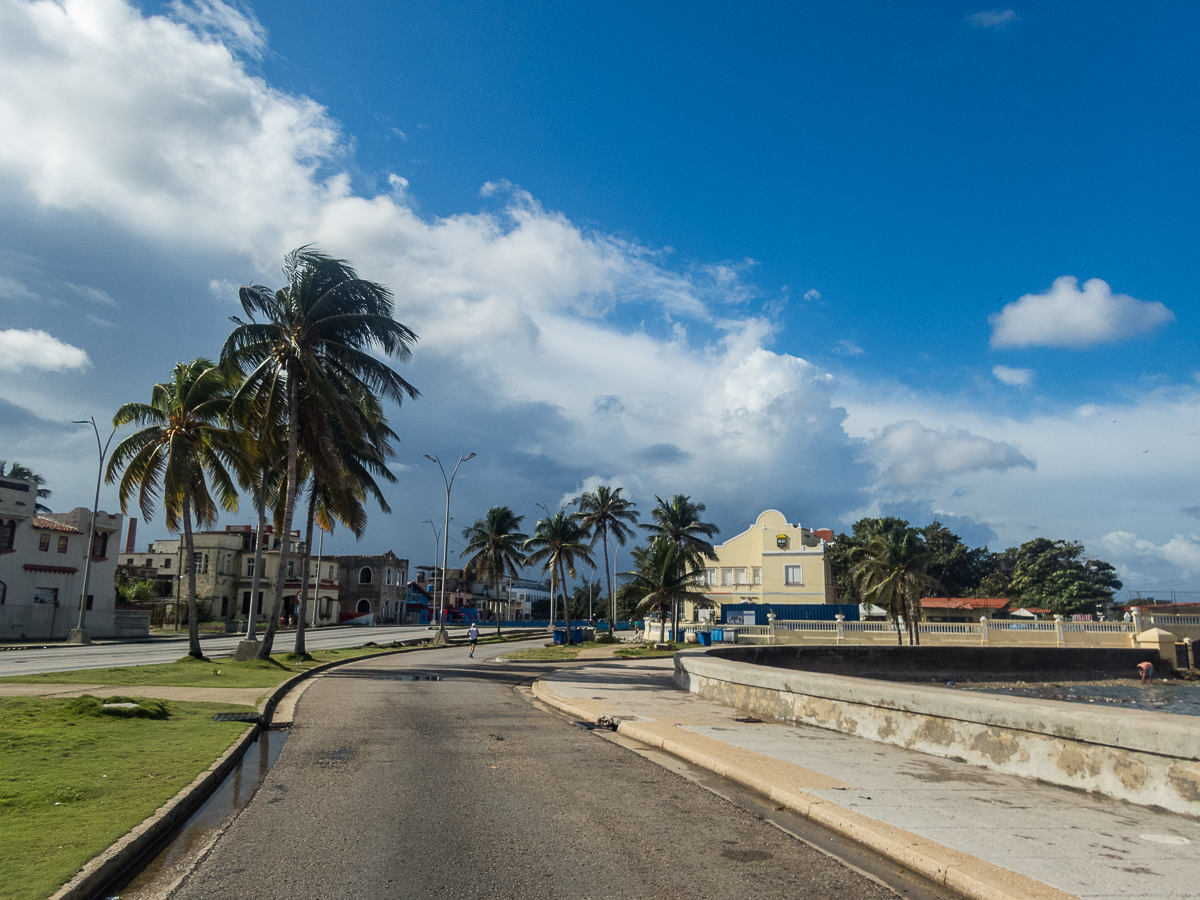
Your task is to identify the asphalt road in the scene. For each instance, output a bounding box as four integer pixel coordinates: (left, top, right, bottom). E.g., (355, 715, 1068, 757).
(164, 642, 900, 900)
(0, 626, 452, 676)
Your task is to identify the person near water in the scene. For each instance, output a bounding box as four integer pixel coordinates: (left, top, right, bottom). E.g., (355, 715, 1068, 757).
(1137, 661, 1154, 683)
(468, 622, 479, 657)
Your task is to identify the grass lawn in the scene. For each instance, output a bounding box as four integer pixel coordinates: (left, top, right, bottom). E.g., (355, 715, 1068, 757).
(0, 695, 253, 900)
(0, 645, 429, 690)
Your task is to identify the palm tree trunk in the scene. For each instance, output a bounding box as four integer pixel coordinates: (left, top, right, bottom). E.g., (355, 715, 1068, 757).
(909, 592, 921, 646)
(246, 492, 267, 639)
(182, 496, 203, 659)
(600, 525, 613, 637)
(493, 575, 501, 637)
(559, 559, 571, 644)
(549, 567, 558, 639)
(294, 486, 315, 657)
(258, 381, 300, 660)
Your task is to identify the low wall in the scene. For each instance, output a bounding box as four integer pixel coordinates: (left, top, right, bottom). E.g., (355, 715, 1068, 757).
(675, 647, 1200, 817)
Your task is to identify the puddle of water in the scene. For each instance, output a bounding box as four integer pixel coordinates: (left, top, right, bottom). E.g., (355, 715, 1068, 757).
(98, 729, 287, 898)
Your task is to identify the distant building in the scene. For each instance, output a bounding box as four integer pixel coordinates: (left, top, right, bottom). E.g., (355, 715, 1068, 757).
(920, 597, 1010, 622)
(687, 510, 835, 621)
(336, 551, 408, 624)
(0, 475, 125, 639)
(152, 525, 340, 627)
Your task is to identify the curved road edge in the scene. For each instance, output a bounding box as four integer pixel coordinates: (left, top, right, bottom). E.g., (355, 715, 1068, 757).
(531, 675, 1077, 900)
(45, 638, 441, 900)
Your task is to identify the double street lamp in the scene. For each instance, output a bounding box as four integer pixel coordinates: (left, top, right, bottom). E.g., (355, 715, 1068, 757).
(424, 453, 475, 637)
(71, 416, 118, 645)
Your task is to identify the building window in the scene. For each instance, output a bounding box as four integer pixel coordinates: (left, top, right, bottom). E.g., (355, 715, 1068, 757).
(193, 553, 203, 574)
(385, 568, 393, 585)
(257, 592, 263, 614)
(0, 580, 6, 605)
(785, 565, 803, 585)
(34, 586, 57, 604)
(721, 568, 734, 586)
(39, 532, 50, 552)
(220, 596, 229, 617)
(0, 520, 14, 549)
(92, 532, 108, 559)
(287, 560, 295, 578)
(734, 567, 747, 584)
(246, 559, 255, 578)
(162, 557, 171, 568)
(57, 536, 69, 553)
(357, 599, 371, 613)
(328, 565, 334, 580)
(242, 591, 251, 615)
(359, 566, 373, 585)
(126, 557, 134, 565)
(752, 567, 761, 585)
(86, 594, 93, 610)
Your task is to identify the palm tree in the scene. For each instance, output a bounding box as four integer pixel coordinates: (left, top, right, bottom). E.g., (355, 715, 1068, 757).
(850, 520, 940, 645)
(461, 506, 528, 637)
(0, 462, 51, 513)
(291, 401, 398, 656)
(105, 359, 244, 659)
(573, 486, 638, 637)
(622, 537, 711, 643)
(524, 511, 594, 644)
(639, 494, 719, 635)
(222, 246, 418, 658)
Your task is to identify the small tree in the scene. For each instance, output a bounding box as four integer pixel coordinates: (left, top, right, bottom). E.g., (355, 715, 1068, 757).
(461, 506, 528, 637)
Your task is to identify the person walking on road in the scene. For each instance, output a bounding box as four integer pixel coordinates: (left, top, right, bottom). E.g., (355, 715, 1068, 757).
(468, 622, 479, 657)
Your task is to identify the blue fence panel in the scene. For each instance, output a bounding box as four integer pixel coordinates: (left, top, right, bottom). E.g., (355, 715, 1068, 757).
(720, 603, 859, 623)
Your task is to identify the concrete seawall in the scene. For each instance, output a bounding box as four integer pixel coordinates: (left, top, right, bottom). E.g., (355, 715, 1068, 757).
(675, 648, 1200, 817)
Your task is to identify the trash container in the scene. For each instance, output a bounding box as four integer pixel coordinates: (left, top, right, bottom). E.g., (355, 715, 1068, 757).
(570, 627, 584, 643)
(697, 631, 712, 647)
(553, 628, 567, 645)
(712, 628, 723, 642)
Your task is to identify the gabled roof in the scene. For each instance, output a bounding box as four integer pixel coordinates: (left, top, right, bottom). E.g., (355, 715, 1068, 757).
(33, 517, 83, 534)
(920, 597, 1009, 610)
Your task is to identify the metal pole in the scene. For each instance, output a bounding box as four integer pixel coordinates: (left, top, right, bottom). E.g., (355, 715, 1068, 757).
(70, 417, 117, 644)
(312, 528, 324, 627)
(424, 454, 475, 637)
(422, 518, 442, 627)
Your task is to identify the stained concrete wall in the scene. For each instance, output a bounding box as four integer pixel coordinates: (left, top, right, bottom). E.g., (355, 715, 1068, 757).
(675, 649, 1200, 817)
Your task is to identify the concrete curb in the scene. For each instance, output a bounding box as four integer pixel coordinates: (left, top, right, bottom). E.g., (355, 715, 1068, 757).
(532, 678, 1078, 900)
(46, 637, 436, 900)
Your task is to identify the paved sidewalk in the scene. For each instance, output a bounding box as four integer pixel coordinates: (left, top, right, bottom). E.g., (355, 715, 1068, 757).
(533, 659, 1200, 900)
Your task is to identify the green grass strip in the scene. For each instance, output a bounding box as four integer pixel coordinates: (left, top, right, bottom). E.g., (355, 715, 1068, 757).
(0, 696, 252, 900)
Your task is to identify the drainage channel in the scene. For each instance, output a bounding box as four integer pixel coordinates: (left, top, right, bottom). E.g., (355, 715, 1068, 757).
(93, 728, 288, 900)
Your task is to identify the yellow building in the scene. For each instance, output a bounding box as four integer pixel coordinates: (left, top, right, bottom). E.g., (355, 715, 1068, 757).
(688, 509, 835, 620)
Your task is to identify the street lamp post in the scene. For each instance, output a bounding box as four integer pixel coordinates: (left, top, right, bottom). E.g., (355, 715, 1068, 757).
(421, 517, 445, 627)
(71, 417, 118, 645)
(424, 453, 475, 640)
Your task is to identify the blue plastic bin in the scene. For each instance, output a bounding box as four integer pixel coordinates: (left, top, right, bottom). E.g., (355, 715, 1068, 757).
(712, 628, 723, 642)
(697, 631, 712, 647)
(553, 628, 567, 644)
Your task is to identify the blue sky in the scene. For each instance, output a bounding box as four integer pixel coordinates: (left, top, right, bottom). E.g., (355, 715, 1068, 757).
(0, 0, 1197, 596)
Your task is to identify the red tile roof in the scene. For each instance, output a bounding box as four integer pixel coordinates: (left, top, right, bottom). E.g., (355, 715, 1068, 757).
(920, 597, 1009, 610)
(33, 517, 83, 534)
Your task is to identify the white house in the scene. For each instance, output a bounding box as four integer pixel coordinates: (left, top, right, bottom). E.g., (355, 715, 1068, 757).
(0, 474, 128, 640)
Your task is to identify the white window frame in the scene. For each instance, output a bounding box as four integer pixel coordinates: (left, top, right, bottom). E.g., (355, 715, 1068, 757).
(784, 565, 803, 585)
(752, 567, 761, 585)
(721, 568, 734, 586)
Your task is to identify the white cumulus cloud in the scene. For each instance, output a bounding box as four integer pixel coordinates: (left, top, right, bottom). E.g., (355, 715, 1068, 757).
(989, 276, 1174, 348)
(992, 364, 1033, 386)
(864, 420, 1035, 488)
(0, 328, 90, 372)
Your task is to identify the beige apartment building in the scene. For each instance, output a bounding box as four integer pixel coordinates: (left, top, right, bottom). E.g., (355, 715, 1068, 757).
(152, 525, 341, 627)
(687, 509, 835, 620)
